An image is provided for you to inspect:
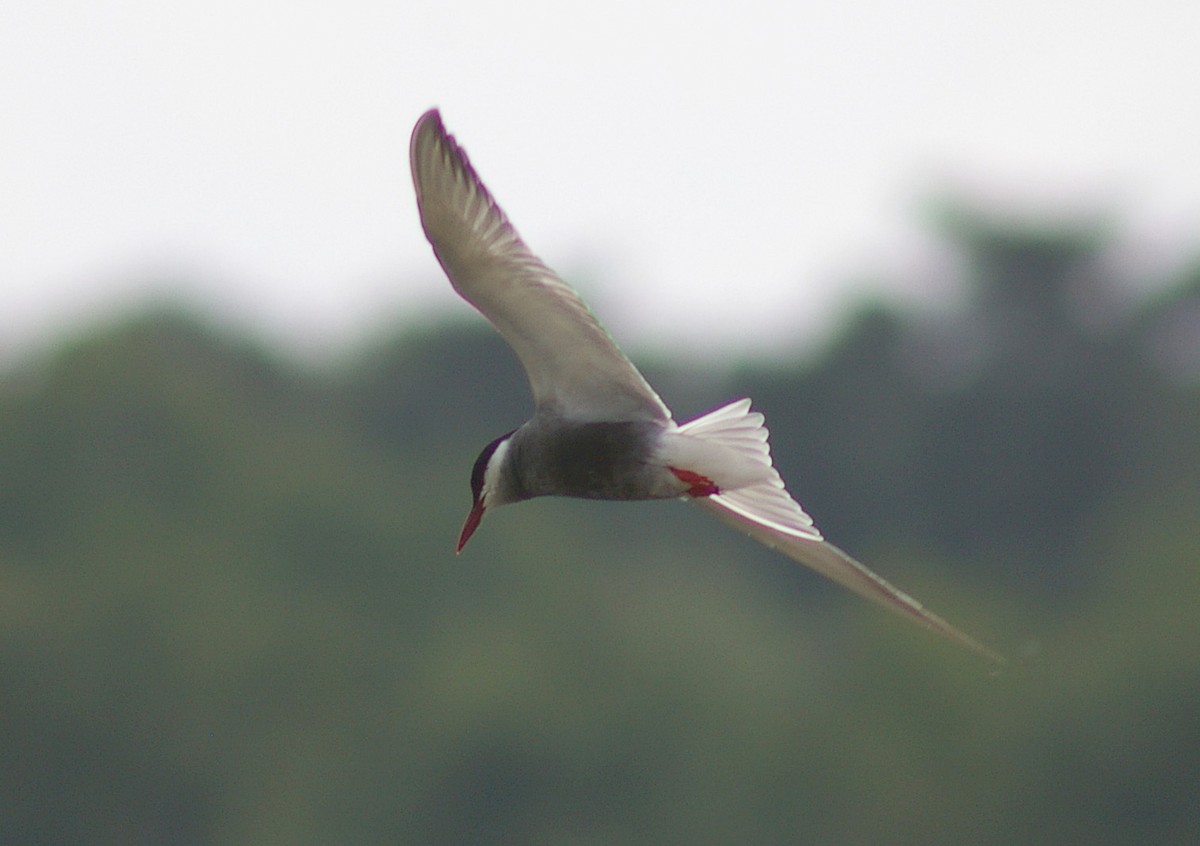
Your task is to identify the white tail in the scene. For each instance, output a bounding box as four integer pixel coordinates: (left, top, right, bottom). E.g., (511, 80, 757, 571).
(662, 399, 823, 541)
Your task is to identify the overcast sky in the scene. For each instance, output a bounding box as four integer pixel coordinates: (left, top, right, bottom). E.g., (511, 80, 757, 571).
(4, 0, 1199, 360)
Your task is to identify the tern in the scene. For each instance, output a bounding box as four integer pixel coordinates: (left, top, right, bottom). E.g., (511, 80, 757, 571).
(410, 108, 1001, 663)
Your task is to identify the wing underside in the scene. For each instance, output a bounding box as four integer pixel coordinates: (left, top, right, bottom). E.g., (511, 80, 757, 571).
(410, 109, 670, 422)
(693, 495, 1004, 663)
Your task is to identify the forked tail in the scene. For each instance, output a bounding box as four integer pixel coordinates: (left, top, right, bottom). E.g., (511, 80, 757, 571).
(666, 399, 823, 541)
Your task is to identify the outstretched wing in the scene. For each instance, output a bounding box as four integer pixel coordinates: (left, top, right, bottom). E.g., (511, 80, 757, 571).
(693, 494, 1004, 663)
(410, 109, 671, 423)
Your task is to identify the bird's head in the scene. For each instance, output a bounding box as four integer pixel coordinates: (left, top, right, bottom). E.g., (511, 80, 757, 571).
(457, 431, 515, 552)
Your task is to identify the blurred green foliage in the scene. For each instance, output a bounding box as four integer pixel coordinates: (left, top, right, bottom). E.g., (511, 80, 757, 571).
(1, 207, 1198, 844)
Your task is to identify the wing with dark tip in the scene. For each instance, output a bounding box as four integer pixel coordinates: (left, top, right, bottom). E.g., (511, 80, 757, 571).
(693, 494, 1005, 663)
(410, 109, 671, 423)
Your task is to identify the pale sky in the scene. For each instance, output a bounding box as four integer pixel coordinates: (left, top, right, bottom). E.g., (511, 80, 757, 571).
(4, 0, 1200, 360)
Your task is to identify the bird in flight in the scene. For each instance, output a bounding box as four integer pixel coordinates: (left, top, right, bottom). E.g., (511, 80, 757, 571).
(409, 108, 1001, 663)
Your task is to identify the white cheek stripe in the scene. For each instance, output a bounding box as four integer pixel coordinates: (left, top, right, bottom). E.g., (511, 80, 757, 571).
(482, 437, 511, 508)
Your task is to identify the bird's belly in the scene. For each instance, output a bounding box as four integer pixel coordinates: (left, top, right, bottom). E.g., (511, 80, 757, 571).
(514, 421, 684, 501)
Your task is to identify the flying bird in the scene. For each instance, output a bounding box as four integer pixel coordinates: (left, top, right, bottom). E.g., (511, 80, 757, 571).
(409, 108, 1001, 663)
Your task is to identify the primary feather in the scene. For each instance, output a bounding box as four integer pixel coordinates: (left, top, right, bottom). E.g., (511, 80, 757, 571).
(410, 109, 670, 423)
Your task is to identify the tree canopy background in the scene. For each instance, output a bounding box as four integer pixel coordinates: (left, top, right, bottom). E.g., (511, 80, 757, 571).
(2, 206, 1198, 845)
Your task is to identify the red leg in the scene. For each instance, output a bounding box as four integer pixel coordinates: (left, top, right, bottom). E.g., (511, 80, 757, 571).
(669, 467, 720, 497)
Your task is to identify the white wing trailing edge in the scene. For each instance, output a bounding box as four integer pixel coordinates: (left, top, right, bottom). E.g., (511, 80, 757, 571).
(671, 399, 1002, 662)
(693, 495, 1005, 663)
(410, 109, 671, 423)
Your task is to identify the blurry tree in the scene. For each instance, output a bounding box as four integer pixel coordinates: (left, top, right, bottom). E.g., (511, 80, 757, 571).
(739, 205, 1196, 601)
(0, 205, 1197, 845)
